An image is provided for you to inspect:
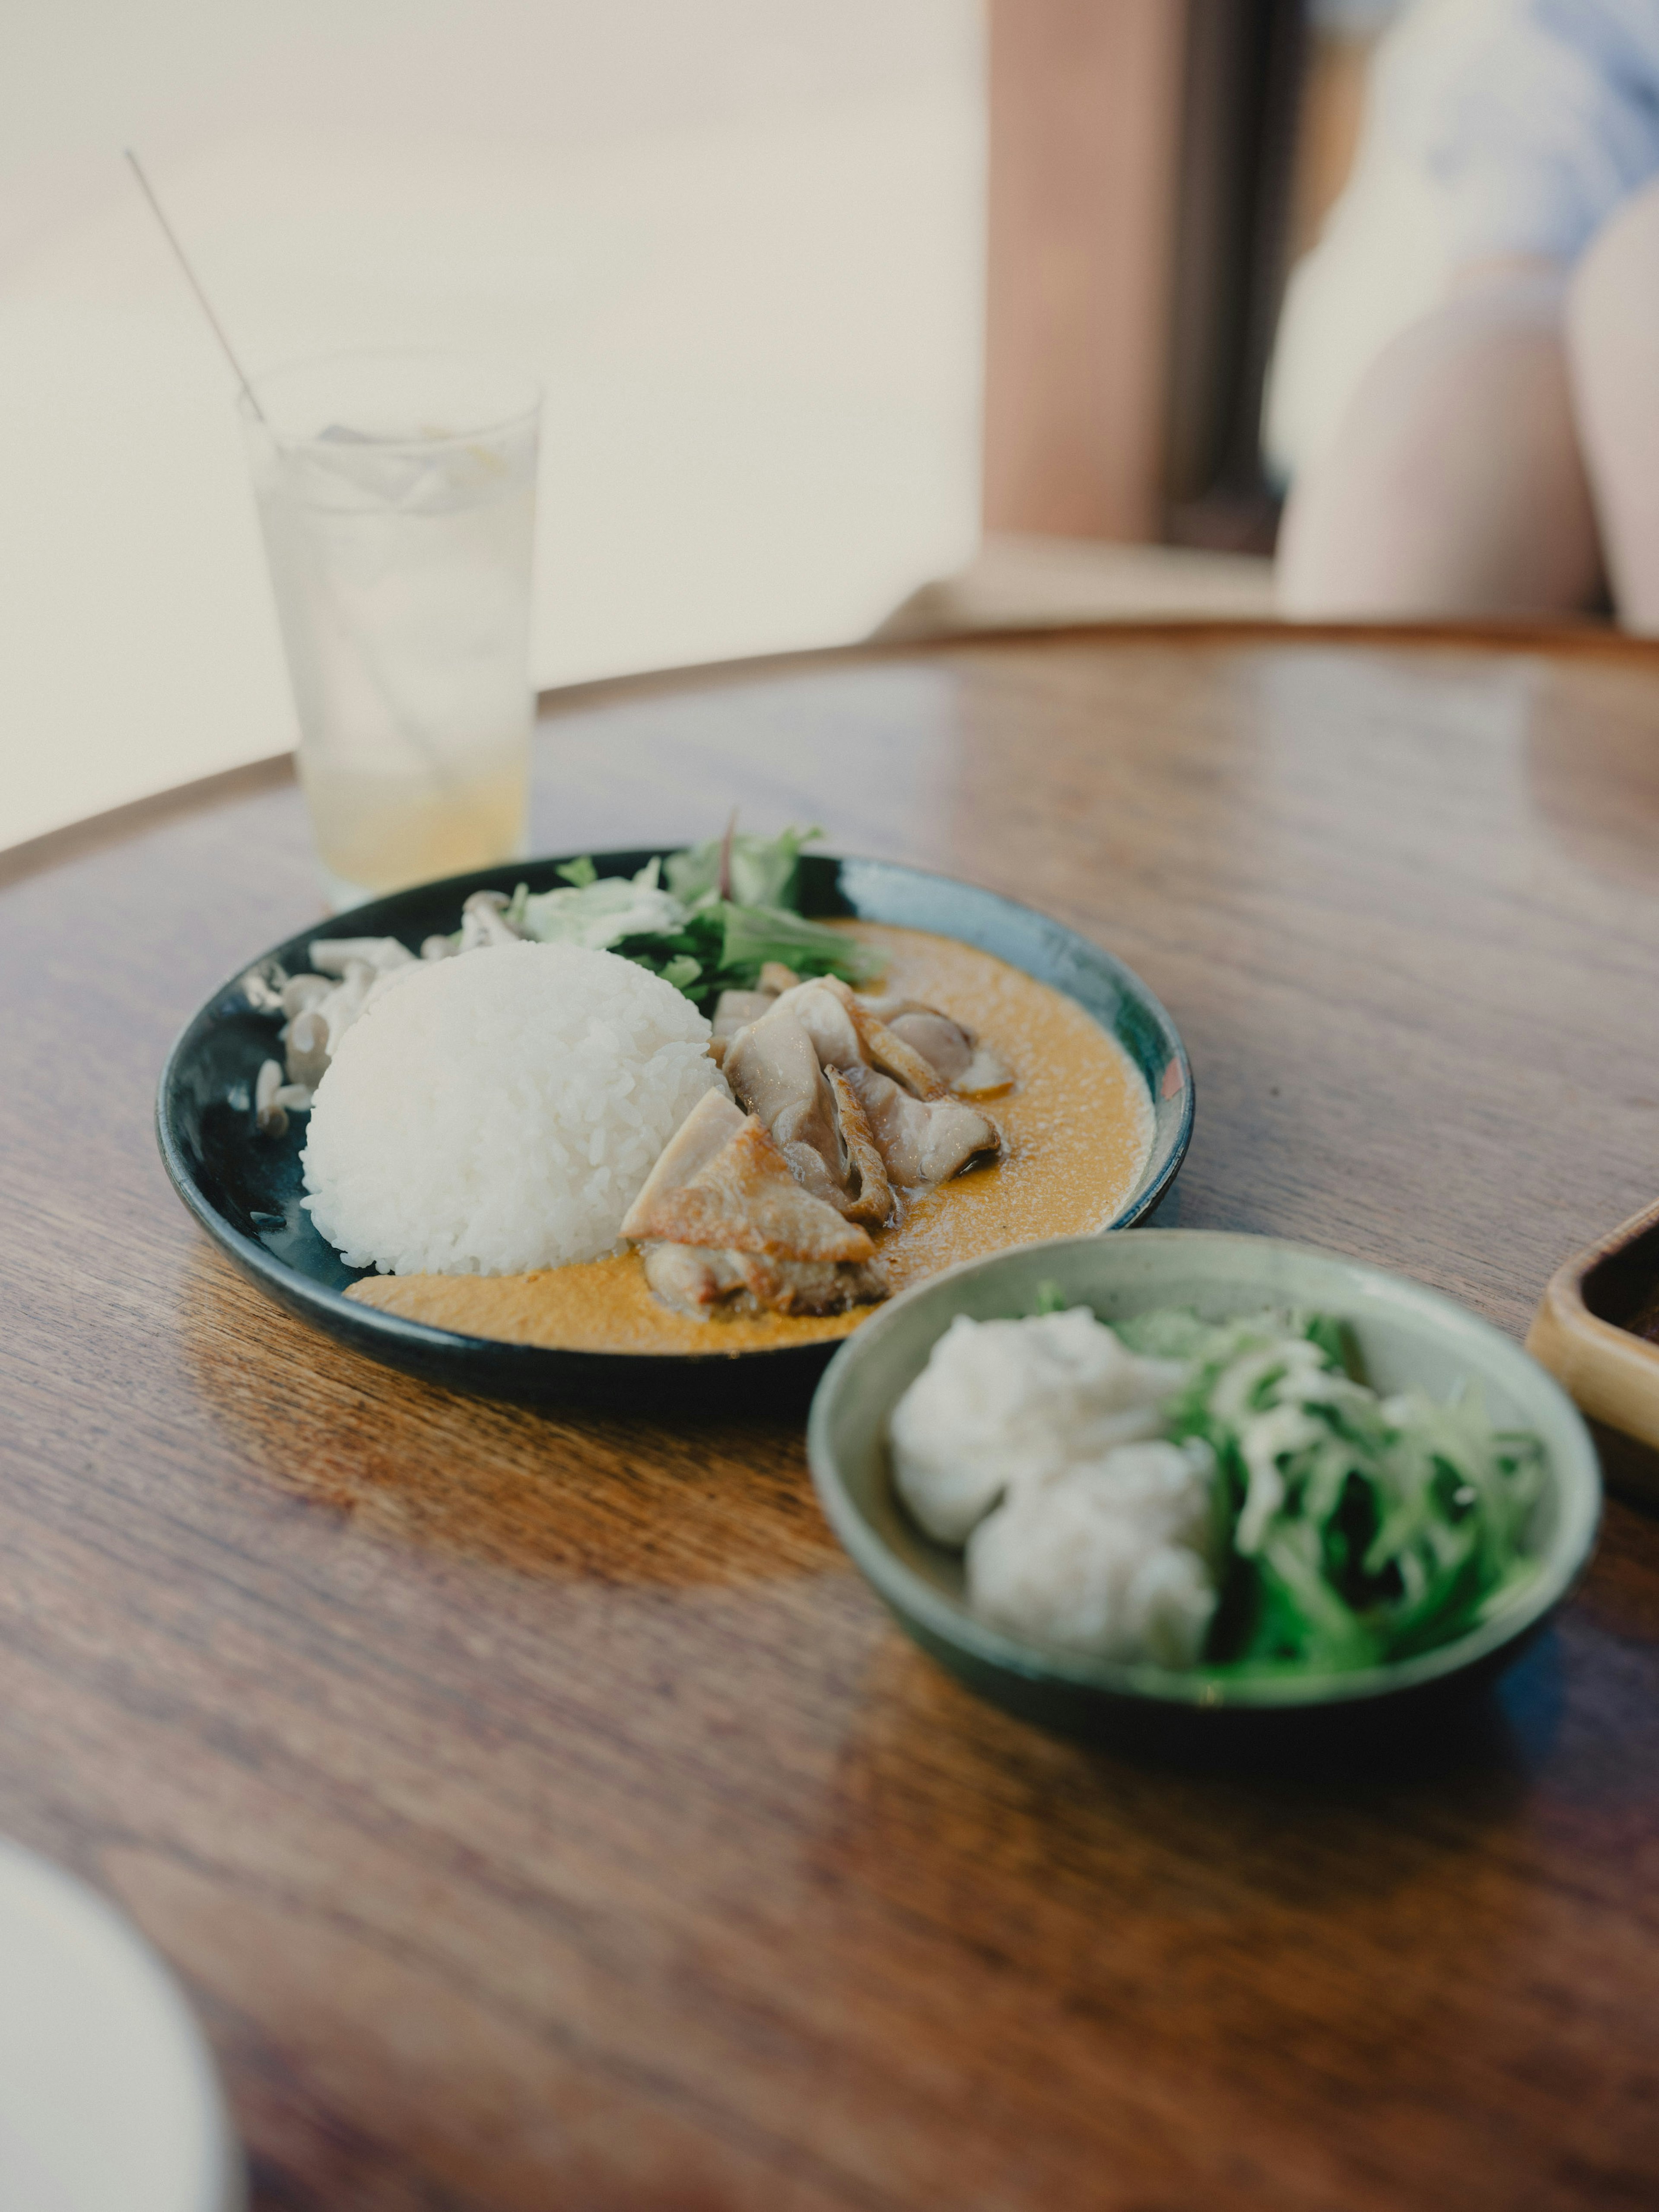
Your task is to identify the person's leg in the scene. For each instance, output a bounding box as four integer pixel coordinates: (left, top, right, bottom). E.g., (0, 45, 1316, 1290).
(1276, 262, 1602, 618)
(1568, 179, 1659, 633)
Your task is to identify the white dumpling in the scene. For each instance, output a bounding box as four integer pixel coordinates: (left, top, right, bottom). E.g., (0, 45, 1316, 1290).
(965, 1439, 1219, 1669)
(888, 1308, 1189, 1545)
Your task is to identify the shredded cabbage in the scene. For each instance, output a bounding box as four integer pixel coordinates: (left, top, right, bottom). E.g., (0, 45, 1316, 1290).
(510, 857, 688, 951)
(484, 827, 883, 1008)
(1111, 1305, 1545, 1672)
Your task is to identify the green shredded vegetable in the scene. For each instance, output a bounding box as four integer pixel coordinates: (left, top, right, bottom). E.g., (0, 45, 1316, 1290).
(1107, 1304, 1543, 1672)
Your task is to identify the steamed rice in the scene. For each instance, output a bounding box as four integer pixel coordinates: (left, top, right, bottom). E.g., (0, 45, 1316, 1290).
(300, 941, 724, 1275)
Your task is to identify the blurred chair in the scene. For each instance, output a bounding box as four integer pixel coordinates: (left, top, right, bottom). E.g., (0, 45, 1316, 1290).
(886, 0, 1407, 641)
(876, 536, 1274, 640)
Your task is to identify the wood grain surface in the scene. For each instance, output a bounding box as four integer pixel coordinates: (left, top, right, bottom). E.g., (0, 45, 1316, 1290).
(6, 625, 1659, 2211)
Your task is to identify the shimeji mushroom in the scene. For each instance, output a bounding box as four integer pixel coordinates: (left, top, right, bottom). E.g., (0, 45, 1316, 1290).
(284, 1007, 330, 1087)
(308, 937, 415, 977)
(238, 962, 289, 1014)
(254, 1058, 288, 1136)
(280, 973, 330, 1020)
(458, 890, 524, 952)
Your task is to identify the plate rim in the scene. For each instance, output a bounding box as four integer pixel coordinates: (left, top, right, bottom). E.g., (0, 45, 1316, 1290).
(156, 848, 1195, 1376)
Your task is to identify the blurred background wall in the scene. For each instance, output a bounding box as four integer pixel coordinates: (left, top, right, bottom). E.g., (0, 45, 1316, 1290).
(0, 0, 985, 846)
(2, 0, 1418, 851)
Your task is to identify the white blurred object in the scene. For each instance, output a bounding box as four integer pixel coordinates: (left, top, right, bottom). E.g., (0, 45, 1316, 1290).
(1265, 0, 1510, 486)
(0, 0, 983, 851)
(0, 1838, 243, 2212)
(1268, 0, 1659, 487)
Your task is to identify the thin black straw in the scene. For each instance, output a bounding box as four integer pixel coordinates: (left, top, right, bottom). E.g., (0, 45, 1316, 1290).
(124, 148, 266, 423)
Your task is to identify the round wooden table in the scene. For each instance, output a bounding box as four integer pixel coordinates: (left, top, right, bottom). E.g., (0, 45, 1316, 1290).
(6, 623, 1659, 2211)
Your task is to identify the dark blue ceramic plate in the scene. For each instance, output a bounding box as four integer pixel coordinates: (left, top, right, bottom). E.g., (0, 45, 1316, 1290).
(156, 852, 1192, 1405)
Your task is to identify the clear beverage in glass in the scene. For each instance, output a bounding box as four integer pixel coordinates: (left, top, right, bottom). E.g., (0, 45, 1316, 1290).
(242, 351, 540, 908)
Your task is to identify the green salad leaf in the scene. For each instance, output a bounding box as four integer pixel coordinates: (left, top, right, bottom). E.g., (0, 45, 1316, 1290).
(665, 823, 822, 910)
(716, 899, 882, 987)
(491, 825, 884, 1009)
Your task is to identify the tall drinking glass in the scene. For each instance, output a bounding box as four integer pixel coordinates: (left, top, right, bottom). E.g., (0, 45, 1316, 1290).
(242, 352, 541, 909)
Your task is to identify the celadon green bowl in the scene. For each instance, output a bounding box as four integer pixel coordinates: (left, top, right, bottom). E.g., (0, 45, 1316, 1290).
(806, 1231, 1603, 1741)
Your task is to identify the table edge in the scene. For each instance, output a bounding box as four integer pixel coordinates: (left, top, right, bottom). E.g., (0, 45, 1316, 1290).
(8, 616, 1656, 888)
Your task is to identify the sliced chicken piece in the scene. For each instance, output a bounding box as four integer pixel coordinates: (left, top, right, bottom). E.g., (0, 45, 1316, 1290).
(856, 991, 1011, 1096)
(622, 1090, 748, 1228)
(710, 987, 776, 1066)
(724, 1001, 896, 1224)
(623, 1090, 887, 1318)
(885, 1011, 1011, 1097)
(758, 962, 799, 994)
(957, 1047, 1013, 1097)
(712, 988, 775, 1045)
(769, 978, 862, 1068)
(772, 977, 946, 1100)
(642, 1244, 747, 1310)
(823, 1065, 896, 1229)
(724, 1005, 855, 1212)
(841, 1062, 1000, 1190)
(622, 1091, 874, 1262)
(643, 1243, 887, 1319)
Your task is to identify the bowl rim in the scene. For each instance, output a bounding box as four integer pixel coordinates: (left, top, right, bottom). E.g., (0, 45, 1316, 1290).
(155, 846, 1194, 1379)
(806, 1228, 1604, 1710)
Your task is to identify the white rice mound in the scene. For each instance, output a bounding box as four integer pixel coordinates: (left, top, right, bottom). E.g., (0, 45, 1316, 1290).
(300, 941, 725, 1275)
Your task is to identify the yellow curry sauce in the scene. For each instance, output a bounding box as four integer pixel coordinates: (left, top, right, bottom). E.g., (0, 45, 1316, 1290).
(346, 922, 1154, 1354)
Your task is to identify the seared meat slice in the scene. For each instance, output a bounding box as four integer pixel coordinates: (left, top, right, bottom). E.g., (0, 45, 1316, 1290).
(643, 1243, 887, 1318)
(772, 978, 946, 1100)
(884, 1010, 970, 1083)
(857, 992, 1011, 1096)
(885, 1011, 1011, 1097)
(723, 1006, 847, 1208)
(622, 1090, 887, 1318)
(841, 1062, 1000, 1190)
(770, 978, 861, 1068)
(622, 1092, 873, 1261)
(723, 1002, 891, 1224)
(621, 1089, 747, 1224)
(823, 1065, 895, 1228)
(716, 963, 1007, 1226)
(710, 988, 775, 1066)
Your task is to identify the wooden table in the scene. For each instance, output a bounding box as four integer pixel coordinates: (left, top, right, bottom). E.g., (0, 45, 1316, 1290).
(6, 623, 1659, 2211)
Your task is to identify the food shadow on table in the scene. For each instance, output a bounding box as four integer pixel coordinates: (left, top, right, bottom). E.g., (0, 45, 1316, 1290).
(812, 1630, 1560, 1910)
(184, 1240, 1574, 1842)
(857, 1612, 1570, 1784)
(180, 1243, 845, 1593)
